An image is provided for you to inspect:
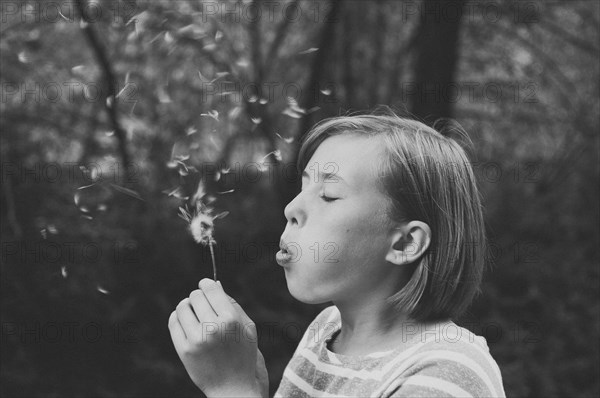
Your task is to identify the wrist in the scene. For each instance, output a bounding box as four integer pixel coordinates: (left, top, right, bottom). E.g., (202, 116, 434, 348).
(204, 383, 263, 398)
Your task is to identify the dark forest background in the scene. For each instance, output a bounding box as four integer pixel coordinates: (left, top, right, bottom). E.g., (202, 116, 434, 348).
(1, 0, 599, 397)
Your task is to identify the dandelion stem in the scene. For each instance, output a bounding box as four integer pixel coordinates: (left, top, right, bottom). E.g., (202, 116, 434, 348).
(209, 241, 217, 281)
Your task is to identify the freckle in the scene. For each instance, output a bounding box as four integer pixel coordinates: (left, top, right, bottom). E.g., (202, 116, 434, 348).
(346, 229, 350, 233)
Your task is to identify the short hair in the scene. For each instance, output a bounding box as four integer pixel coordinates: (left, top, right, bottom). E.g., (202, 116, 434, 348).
(297, 108, 486, 322)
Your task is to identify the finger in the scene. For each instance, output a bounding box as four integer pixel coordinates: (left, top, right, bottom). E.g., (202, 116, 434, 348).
(189, 289, 218, 321)
(175, 298, 200, 338)
(198, 278, 237, 319)
(227, 294, 254, 326)
(168, 310, 187, 342)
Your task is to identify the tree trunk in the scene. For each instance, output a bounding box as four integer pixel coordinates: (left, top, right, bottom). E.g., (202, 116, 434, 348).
(410, 0, 466, 122)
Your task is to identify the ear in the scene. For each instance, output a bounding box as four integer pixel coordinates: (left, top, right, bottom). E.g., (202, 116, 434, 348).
(385, 221, 432, 266)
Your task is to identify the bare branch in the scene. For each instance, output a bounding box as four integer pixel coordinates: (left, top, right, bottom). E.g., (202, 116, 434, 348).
(263, 0, 300, 78)
(489, 21, 578, 111)
(75, 0, 131, 179)
(2, 176, 22, 239)
(534, 19, 600, 55)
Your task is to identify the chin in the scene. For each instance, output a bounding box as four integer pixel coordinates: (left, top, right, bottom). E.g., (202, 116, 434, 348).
(286, 280, 330, 305)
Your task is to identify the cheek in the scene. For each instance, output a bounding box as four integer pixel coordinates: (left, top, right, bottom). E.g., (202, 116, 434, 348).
(343, 222, 389, 264)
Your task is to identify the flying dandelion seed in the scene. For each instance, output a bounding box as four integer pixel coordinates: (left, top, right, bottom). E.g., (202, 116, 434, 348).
(276, 133, 295, 144)
(58, 9, 71, 21)
(229, 106, 242, 119)
(282, 108, 302, 119)
(97, 286, 110, 295)
(236, 59, 250, 68)
(110, 184, 145, 201)
(163, 186, 189, 200)
(209, 136, 219, 149)
(18, 51, 29, 63)
(115, 83, 132, 99)
(299, 47, 319, 55)
(198, 70, 209, 82)
(71, 65, 85, 75)
(129, 100, 138, 115)
(260, 150, 282, 163)
(201, 110, 219, 121)
(283, 97, 306, 118)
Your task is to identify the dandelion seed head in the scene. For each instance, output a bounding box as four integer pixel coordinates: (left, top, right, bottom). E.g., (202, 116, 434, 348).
(189, 213, 215, 245)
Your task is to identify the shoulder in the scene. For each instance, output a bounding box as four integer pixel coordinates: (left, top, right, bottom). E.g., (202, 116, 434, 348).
(382, 323, 506, 398)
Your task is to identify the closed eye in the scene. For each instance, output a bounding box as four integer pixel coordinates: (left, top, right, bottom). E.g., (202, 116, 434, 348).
(320, 194, 338, 202)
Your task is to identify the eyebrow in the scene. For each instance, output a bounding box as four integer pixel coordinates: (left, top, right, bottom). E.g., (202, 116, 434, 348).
(301, 170, 347, 184)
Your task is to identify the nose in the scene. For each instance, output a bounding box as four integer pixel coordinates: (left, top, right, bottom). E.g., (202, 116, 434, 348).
(284, 191, 305, 226)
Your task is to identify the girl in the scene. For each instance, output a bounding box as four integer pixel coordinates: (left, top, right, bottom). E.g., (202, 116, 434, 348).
(169, 110, 506, 397)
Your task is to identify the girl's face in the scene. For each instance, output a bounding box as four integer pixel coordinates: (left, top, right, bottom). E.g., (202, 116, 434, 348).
(279, 134, 400, 305)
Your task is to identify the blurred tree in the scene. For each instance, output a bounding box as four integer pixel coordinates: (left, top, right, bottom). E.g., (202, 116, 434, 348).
(410, 0, 465, 121)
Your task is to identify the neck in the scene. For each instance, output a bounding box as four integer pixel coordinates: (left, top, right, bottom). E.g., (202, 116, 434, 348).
(331, 297, 414, 354)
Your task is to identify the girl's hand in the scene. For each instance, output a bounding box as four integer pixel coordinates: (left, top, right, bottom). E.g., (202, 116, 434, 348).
(168, 278, 268, 398)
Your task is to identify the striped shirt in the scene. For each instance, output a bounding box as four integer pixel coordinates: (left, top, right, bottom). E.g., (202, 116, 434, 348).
(274, 306, 506, 398)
